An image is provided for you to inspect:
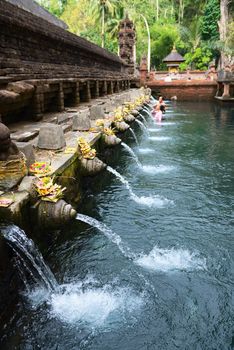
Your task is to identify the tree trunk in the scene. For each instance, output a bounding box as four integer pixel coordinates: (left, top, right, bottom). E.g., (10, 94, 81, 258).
(218, 0, 230, 68)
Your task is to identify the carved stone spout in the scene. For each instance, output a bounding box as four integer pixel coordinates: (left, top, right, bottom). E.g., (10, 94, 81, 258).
(103, 134, 122, 147)
(114, 121, 130, 132)
(79, 157, 107, 176)
(124, 114, 135, 123)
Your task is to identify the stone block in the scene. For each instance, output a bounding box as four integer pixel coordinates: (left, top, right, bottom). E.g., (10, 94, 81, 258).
(103, 101, 113, 114)
(72, 110, 91, 131)
(37, 123, 66, 150)
(15, 141, 35, 167)
(18, 176, 36, 196)
(90, 104, 105, 120)
(57, 114, 69, 124)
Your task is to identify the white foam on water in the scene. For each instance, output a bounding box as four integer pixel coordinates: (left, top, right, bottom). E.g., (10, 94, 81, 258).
(149, 136, 171, 141)
(138, 148, 155, 154)
(148, 128, 161, 132)
(50, 283, 143, 327)
(131, 194, 173, 208)
(161, 122, 177, 125)
(141, 165, 175, 174)
(135, 246, 206, 272)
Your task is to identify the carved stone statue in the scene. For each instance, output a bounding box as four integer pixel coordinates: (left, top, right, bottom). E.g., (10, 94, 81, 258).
(0, 122, 20, 161)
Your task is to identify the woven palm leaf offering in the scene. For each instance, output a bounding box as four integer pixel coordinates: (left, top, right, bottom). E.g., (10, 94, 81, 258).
(0, 197, 14, 208)
(103, 127, 115, 136)
(29, 162, 52, 177)
(77, 137, 96, 160)
(35, 176, 66, 203)
(112, 108, 129, 132)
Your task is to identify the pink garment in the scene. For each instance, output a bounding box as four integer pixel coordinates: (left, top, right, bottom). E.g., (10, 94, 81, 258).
(155, 110, 162, 122)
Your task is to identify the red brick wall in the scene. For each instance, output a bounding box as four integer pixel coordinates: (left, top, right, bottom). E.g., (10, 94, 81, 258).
(148, 80, 217, 101)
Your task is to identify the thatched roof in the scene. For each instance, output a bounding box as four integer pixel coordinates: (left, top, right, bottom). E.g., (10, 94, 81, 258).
(163, 48, 185, 63)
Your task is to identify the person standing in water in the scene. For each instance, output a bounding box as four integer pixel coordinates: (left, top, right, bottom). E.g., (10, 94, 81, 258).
(153, 96, 166, 116)
(154, 105, 165, 123)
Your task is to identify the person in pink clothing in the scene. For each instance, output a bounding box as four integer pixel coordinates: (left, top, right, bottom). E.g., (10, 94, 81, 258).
(154, 105, 164, 122)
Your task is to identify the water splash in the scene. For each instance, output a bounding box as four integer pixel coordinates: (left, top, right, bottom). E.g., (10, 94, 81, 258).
(121, 142, 141, 167)
(148, 128, 161, 132)
(138, 148, 155, 154)
(76, 214, 135, 259)
(135, 246, 206, 272)
(135, 119, 148, 135)
(129, 127, 139, 145)
(107, 166, 172, 208)
(50, 281, 143, 327)
(160, 122, 177, 126)
(149, 136, 171, 141)
(1, 225, 57, 291)
(141, 165, 175, 175)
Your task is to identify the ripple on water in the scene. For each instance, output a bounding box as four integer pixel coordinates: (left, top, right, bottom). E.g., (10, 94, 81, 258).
(135, 245, 206, 272)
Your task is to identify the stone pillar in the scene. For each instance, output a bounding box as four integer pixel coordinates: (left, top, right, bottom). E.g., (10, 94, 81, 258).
(74, 81, 80, 105)
(103, 81, 107, 96)
(95, 81, 99, 98)
(139, 55, 148, 84)
(216, 83, 221, 97)
(84, 81, 91, 102)
(222, 83, 230, 98)
(107, 81, 114, 95)
(33, 85, 44, 121)
(57, 83, 64, 112)
(115, 81, 120, 93)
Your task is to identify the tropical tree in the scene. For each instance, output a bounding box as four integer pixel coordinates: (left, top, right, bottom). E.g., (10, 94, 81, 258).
(90, 0, 116, 48)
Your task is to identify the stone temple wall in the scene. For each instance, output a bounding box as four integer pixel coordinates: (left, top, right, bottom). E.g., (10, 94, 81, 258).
(0, 0, 131, 123)
(5, 0, 68, 29)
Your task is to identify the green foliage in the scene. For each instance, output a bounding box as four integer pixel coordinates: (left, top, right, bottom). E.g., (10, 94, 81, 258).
(200, 0, 220, 41)
(150, 22, 180, 69)
(35, 0, 227, 71)
(180, 47, 213, 70)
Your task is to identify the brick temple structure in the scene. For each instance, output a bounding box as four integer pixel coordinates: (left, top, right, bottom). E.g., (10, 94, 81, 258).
(118, 14, 136, 76)
(0, 0, 133, 125)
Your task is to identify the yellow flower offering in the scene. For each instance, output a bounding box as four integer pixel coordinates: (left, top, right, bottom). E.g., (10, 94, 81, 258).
(78, 137, 97, 160)
(29, 162, 52, 176)
(35, 177, 66, 202)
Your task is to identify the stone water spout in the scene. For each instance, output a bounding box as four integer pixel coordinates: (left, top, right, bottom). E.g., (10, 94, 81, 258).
(103, 135, 122, 147)
(113, 121, 130, 132)
(36, 199, 77, 229)
(131, 110, 139, 117)
(123, 114, 135, 123)
(79, 157, 107, 176)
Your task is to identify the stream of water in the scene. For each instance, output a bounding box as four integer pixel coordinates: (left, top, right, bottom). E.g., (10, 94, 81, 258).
(1, 101, 233, 350)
